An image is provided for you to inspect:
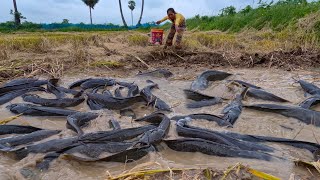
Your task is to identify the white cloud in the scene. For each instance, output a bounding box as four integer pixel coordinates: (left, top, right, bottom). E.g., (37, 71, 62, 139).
(0, 0, 260, 25)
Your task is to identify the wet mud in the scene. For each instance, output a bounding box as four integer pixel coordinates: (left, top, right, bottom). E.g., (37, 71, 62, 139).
(0, 68, 320, 179)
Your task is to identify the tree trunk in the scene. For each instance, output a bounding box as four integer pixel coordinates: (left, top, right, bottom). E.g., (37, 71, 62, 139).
(118, 0, 128, 28)
(89, 7, 92, 25)
(137, 0, 144, 26)
(12, 0, 20, 26)
(131, 11, 133, 27)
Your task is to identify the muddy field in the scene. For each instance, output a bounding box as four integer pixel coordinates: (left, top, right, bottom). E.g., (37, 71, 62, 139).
(0, 68, 320, 179)
(1, 31, 320, 179)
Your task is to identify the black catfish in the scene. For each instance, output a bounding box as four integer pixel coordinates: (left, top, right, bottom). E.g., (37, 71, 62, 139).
(56, 86, 83, 97)
(80, 78, 116, 90)
(66, 112, 99, 135)
(177, 119, 274, 152)
(37, 142, 134, 170)
(299, 96, 320, 109)
(137, 69, 173, 79)
(228, 80, 261, 89)
(298, 80, 320, 96)
(140, 80, 171, 111)
(47, 79, 66, 99)
(7, 103, 78, 116)
(1, 78, 38, 87)
(79, 125, 156, 143)
(64, 145, 154, 163)
(36, 152, 61, 170)
(68, 78, 92, 89)
(244, 104, 320, 127)
(221, 88, 247, 125)
(86, 88, 104, 110)
(87, 93, 145, 110)
(135, 112, 166, 123)
(187, 98, 223, 109)
(247, 88, 289, 102)
(216, 131, 320, 154)
(191, 70, 232, 90)
(87, 99, 104, 110)
(63, 142, 133, 159)
(0, 130, 60, 150)
(164, 138, 274, 161)
(184, 89, 223, 108)
(0, 87, 46, 105)
(184, 89, 218, 101)
(176, 118, 236, 147)
(14, 137, 79, 160)
(116, 81, 139, 97)
(171, 113, 232, 127)
(140, 80, 158, 104)
(22, 94, 85, 107)
(0, 125, 42, 135)
(135, 113, 170, 145)
(0, 79, 48, 95)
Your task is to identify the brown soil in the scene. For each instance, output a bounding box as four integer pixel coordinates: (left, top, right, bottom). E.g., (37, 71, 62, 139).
(1, 31, 320, 83)
(122, 48, 320, 72)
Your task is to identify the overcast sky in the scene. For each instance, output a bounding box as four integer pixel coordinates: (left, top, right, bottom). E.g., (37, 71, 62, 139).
(0, 0, 264, 25)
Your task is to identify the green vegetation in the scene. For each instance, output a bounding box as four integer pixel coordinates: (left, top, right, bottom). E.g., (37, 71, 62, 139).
(0, 21, 42, 33)
(90, 60, 124, 68)
(186, 0, 320, 32)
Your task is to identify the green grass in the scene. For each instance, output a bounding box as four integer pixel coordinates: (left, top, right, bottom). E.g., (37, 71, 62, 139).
(186, 1, 320, 33)
(90, 60, 124, 68)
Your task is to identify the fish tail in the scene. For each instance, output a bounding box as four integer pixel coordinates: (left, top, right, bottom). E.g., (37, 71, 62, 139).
(240, 87, 249, 100)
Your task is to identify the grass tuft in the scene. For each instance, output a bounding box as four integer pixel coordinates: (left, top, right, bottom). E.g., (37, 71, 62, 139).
(127, 34, 149, 46)
(90, 60, 123, 68)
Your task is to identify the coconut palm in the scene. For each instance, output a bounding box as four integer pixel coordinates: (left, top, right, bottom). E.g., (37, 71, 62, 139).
(118, 0, 128, 27)
(81, 0, 100, 24)
(137, 0, 144, 26)
(128, 0, 136, 26)
(12, 0, 20, 25)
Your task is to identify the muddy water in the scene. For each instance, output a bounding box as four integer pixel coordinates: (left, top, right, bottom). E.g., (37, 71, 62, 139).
(1, 68, 320, 179)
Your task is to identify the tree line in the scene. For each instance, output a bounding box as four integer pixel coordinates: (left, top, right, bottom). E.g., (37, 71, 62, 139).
(11, 0, 145, 27)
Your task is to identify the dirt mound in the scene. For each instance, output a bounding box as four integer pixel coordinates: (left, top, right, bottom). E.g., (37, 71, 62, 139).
(121, 48, 320, 71)
(121, 50, 229, 69)
(240, 48, 320, 70)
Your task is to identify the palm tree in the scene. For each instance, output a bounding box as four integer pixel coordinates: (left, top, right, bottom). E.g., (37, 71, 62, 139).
(81, 0, 100, 24)
(12, 0, 20, 26)
(137, 0, 144, 26)
(128, 0, 136, 26)
(118, 0, 128, 28)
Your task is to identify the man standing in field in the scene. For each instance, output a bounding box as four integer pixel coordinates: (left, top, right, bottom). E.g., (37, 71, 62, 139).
(156, 8, 186, 49)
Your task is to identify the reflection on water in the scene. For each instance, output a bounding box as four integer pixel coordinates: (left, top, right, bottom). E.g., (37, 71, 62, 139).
(1, 68, 320, 179)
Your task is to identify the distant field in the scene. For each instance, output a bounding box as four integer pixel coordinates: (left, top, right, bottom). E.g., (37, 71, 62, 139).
(1, 1, 320, 81)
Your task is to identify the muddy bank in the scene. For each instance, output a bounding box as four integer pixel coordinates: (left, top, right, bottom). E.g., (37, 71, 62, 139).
(122, 48, 320, 71)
